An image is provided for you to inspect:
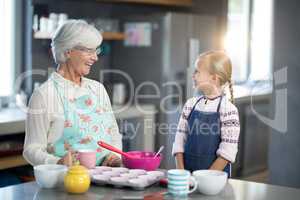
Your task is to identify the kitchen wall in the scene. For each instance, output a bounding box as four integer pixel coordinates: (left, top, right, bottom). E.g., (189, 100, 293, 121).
(25, 0, 227, 95)
(269, 0, 300, 188)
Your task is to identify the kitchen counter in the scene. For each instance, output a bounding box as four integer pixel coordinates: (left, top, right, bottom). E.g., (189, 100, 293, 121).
(1, 179, 300, 200)
(0, 108, 26, 136)
(233, 83, 272, 104)
(0, 105, 156, 136)
(0, 105, 157, 170)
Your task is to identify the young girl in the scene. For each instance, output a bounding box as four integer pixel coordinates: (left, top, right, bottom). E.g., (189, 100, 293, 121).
(172, 50, 240, 176)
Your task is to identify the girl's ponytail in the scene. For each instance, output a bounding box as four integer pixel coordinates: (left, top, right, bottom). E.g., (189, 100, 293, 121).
(200, 50, 234, 104)
(228, 79, 234, 104)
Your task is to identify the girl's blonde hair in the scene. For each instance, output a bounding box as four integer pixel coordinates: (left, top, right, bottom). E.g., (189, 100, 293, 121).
(199, 50, 235, 104)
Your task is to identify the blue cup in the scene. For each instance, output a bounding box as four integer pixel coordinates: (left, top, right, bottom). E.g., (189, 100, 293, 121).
(167, 169, 197, 197)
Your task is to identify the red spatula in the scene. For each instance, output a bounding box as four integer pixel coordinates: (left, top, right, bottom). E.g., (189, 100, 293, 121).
(97, 141, 136, 159)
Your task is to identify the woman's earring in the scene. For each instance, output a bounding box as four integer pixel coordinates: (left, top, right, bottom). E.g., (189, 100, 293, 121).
(65, 51, 71, 59)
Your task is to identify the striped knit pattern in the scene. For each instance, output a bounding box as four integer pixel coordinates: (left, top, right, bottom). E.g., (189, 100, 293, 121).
(172, 96, 240, 163)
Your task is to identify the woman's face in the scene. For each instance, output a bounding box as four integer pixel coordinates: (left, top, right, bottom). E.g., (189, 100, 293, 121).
(66, 46, 99, 76)
(192, 57, 216, 92)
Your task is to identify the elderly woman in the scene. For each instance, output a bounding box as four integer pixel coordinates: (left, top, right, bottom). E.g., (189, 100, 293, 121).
(23, 20, 122, 167)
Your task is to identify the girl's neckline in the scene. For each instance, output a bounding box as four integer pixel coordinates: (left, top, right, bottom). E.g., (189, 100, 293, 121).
(203, 95, 222, 101)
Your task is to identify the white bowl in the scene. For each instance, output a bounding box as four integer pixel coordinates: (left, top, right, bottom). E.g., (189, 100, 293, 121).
(34, 164, 67, 189)
(192, 170, 228, 195)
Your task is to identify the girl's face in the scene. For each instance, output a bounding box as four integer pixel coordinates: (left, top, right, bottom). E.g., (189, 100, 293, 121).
(192, 57, 217, 93)
(66, 46, 99, 76)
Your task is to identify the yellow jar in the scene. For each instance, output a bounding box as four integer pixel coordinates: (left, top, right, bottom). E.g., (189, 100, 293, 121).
(64, 165, 90, 194)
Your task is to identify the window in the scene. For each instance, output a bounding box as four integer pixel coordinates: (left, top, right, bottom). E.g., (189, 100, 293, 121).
(0, 0, 15, 97)
(0, 0, 21, 98)
(225, 0, 273, 83)
(225, 0, 250, 82)
(249, 0, 273, 81)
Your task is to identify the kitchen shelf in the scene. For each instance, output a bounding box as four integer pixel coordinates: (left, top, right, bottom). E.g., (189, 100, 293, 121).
(0, 155, 28, 170)
(101, 32, 126, 40)
(97, 0, 193, 7)
(34, 31, 126, 40)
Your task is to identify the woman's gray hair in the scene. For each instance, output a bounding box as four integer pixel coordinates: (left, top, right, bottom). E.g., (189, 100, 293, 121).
(51, 19, 103, 64)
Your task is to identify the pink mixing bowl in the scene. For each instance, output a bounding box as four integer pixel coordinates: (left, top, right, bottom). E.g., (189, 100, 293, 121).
(122, 151, 162, 171)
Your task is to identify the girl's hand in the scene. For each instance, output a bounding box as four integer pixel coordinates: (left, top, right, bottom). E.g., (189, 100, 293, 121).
(209, 156, 229, 171)
(102, 153, 122, 167)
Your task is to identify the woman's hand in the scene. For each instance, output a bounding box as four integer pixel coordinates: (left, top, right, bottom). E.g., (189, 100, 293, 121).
(102, 153, 122, 167)
(57, 151, 77, 166)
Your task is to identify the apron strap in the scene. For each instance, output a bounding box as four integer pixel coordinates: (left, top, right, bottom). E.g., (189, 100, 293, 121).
(52, 79, 69, 118)
(187, 95, 223, 120)
(187, 96, 204, 121)
(52, 78, 98, 115)
(216, 95, 223, 113)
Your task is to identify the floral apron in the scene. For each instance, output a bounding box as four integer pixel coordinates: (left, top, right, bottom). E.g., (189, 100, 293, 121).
(184, 96, 231, 177)
(51, 80, 115, 165)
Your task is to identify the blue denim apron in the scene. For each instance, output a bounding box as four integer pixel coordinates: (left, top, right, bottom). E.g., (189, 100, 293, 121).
(50, 80, 114, 165)
(184, 96, 231, 176)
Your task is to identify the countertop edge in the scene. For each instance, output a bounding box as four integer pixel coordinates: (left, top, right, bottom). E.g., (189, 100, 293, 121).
(0, 104, 157, 136)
